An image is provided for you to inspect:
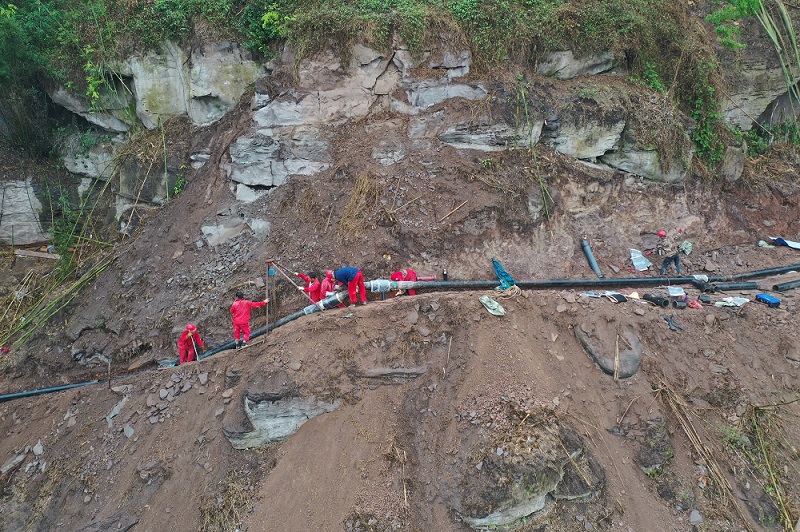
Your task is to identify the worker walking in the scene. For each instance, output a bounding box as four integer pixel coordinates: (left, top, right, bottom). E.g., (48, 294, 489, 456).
(657, 230, 683, 275)
(333, 267, 368, 305)
(230, 291, 268, 348)
(296, 271, 322, 302)
(177, 324, 205, 364)
(390, 268, 418, 296)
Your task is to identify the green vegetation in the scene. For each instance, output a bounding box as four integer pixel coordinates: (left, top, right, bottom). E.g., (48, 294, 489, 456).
(0, 0, 799, 165)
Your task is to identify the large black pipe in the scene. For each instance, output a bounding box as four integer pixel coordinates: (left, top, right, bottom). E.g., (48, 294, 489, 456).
(773, 279, 800, 292)
(5, 262, 800, 404)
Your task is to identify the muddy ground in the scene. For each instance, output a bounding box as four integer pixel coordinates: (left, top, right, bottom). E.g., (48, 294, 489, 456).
(2, 73, 800, 531)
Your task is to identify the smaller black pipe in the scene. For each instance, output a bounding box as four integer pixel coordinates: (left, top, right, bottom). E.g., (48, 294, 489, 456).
(673, 300, 687, 309)
(713, 282, 759, 291)
(581, 239, 603, 278)
(773, 279, 800, 292)
(0, 381, 99, 403)
(691, 279, 716, 293)
(643, 294, 670, 308)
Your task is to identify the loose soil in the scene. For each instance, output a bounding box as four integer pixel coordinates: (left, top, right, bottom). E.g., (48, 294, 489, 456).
(2, 68, 800, 531)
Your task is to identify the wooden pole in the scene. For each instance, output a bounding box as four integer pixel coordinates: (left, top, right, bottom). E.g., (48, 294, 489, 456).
(265, 259, 273, 335)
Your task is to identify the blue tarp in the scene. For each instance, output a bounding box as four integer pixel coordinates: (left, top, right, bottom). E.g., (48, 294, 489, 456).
(492, 257, 515, 290)
(770, 237, 800, 250)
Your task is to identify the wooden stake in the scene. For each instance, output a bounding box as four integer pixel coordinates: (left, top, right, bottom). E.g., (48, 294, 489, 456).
(613, 334, 620, 382)
(265, 260, 271, 335)
(438, 200, 467, 222)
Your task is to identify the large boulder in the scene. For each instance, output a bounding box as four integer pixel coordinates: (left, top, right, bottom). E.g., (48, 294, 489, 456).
(537, 50, 617, 80)
(0, 179, 48, 245)
(118, 41, 265, 129)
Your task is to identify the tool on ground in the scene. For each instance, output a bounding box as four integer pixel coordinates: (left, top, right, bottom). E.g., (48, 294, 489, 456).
(662, 313, 685, 331)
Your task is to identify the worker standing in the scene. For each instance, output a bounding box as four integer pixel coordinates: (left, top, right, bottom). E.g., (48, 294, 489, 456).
(177, 324, 205, 364)
(296, 271, 323, 302)
(333, 267, 368, 305)
(390, 268, 418, 296)
(230, 291, 268, 348)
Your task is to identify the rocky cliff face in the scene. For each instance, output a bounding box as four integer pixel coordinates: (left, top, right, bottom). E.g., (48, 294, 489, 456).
(3, 13, 791, 245)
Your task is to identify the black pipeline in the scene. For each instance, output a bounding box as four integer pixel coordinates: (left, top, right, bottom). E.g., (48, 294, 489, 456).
(773, 279, 800, 292)
(5, 262, 800, 404)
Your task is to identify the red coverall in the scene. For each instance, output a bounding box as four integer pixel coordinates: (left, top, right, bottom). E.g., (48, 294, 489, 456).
(230, 299, 266, 342)
(177, 329, 205, 364)
(297, 273, 323, 302)
(320, 276, 346, 308)
(333, 267, 367, 305)
(390, 269, 418, 296)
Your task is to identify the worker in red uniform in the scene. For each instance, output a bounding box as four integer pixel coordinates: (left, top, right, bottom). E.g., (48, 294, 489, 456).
(332, 267, 367, 305)
(230, 291, 268, 348)
(295, 271, 322, 302)
(390, 268, 418, 296)
(321, 270, 345, 308)
(177, 324, 205, 364)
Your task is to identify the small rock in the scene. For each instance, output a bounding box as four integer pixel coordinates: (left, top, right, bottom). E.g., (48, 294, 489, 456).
(214, 407, 224, 417)
(633, 307, 646, 316)
(181, 381, 192, 392)
(704, 260, 718, 272)
(146, 394, 157, 407)
(198, 372, 209, 385)
(159, 389, 169, 399)
(111, 385, 133, 396)
(84, 495, 92, 503)
(287, 361, 302, 371)
(689, 509, 703, 524)
(556, 303, 568, 313)
(417, 326, 431, 337)
(148, 416, 160, 424)
(705, 314, 716, 325)
(32, 440, 43, 456)
(124, 425, 135, 439)
(404, 311, 419, 325)
(222, 389, 234, 399)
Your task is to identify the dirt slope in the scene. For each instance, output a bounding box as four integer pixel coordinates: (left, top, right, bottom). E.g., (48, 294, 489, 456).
(2, 279, 799, 530)
(3, 48, 800, 532)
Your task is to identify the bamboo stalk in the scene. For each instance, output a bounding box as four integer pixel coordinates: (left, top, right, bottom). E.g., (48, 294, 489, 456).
(438, 200, 468, 222)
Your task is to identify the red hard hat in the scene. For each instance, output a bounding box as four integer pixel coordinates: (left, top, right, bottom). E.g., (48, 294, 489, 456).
(186, 324, 197, 332)
(657, 230, 667, 238)
(326, 270, 333, 278)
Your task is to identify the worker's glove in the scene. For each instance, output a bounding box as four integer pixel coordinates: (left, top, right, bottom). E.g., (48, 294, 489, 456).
(316, 301, 325, 310)
(263, 299, 269, 303)
(325, 291, 335, 297)
(297, 286, 305, 292)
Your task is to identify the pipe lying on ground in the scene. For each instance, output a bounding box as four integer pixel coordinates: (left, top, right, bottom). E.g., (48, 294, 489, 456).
(581, 239, 604, 278)
(643, 294, 670, 308)
(773, 279, 800, 292)
(692, 279, 716, 293)
(713, 282, 760, 291)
